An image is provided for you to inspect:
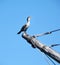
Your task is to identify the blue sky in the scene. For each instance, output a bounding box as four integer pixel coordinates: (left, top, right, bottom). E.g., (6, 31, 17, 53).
(0, 0, 60, 65)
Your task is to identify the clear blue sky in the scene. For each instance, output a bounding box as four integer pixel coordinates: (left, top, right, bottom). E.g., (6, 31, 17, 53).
(0, 0, 60, 65)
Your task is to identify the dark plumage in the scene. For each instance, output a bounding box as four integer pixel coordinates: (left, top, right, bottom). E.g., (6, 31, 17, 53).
(17, 16, 31, 34)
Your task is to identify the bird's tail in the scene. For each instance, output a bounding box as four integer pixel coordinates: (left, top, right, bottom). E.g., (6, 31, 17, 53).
(17, 31, 21, 34)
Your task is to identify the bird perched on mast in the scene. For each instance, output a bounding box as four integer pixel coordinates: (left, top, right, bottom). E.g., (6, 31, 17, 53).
(17, 16, 31, 34)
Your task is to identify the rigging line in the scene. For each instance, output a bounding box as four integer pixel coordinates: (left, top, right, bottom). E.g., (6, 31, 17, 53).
(32, 29, 60, 37)
(45, 54, 57, 65)
(50, 29, 60, 33)
(41, 52, 51, 65)
(49, 44, 60, 48)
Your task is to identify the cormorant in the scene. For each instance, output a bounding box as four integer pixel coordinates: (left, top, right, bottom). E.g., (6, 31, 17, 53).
(17, 16, 31, 34)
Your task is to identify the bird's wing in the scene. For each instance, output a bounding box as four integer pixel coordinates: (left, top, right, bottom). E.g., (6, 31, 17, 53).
(21, 24, 27, 31)
(17, 24, 26, 34)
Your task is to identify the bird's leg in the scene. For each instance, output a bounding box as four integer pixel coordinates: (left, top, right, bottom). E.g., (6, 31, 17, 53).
(23, 31, 26, 35)
(23, 31, 29, 36)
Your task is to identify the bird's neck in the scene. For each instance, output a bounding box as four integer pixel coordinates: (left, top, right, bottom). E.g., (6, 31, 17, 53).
(26, 20, 30, 26)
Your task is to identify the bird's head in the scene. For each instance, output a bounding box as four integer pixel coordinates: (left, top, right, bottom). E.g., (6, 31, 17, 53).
(27, 16, 31, 22)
